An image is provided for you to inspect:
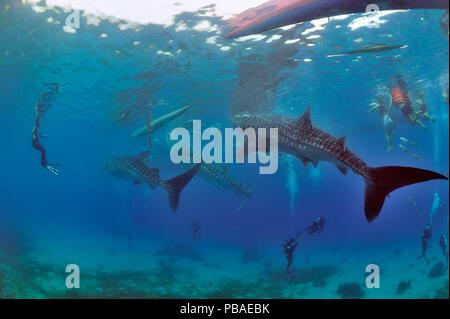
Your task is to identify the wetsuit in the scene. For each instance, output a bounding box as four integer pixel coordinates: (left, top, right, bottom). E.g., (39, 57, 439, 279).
(296, 217, 326, 237)
(418, 226, 432, 263)
(282, 238, 298, 273)
(32, 83, 59, 175)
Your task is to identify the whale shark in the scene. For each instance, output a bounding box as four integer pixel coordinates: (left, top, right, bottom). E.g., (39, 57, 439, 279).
(232, 107, 448, 222)
(102, 151, 200, 212)
(132, 104, 192, 139)
(326, 44, 406, 57)
(223, 0, 449, 39)
(195, 163, 252, 210)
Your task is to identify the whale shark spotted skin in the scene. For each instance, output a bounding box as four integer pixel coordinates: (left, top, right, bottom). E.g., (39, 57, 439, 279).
(233, 107, 448, 222)
(195, 163, 252, 210)
(103, 151, 200, 212)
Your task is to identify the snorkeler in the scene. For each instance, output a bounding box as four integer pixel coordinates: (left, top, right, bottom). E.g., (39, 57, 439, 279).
(282, 238, 298, 274)
(413, 91, 435, 123)
(417, 224, 432, 264)
(388, 76, 427, 129)
(192, 222, 201, 241)
(296, 217, 326, 237)
(32, 83, 60, 175)
(369, 96, 395, 152)
(443, 87, 449, 105)
(439, 233, 448, 260)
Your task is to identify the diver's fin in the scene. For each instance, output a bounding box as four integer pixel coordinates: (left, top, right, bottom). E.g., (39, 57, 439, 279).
(336, 165, 348, 175)
(136, 151, 151, 162)
(295, 106, 313, 130)
(165, 164, 201, 212)
(364, 166, 448, 222)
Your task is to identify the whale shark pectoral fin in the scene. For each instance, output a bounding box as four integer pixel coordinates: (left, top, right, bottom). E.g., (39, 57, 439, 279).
(136, 151, 151, 162)
(295, 106, 313, 130)
(336, 165, 348, 175)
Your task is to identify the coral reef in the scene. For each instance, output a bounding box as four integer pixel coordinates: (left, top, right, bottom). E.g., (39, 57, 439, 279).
(427, 262, 448, 279)
(396, 280, 412, 295)
(433, 280, 449, 299)
(156, 244, 204, 262)
(336, 282, 365, 299)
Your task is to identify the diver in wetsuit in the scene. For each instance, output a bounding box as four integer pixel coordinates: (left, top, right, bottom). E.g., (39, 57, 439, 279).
(439, 233, 448, 260)
(282, 238, 298, 274)
(417, 224, 432, 264)
(32, 83, 60, 175)
(296, 217, 326, 238)
(192, 222, 201, 241)
(388, 76, 426, 129)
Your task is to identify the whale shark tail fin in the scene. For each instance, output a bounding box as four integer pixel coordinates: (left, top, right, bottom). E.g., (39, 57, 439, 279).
(364, 166, 448, 222)
(165, 164, 201, 212)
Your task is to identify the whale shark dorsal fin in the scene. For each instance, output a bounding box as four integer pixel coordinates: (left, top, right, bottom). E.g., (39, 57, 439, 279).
(337, 136, 346, 146)
(296, 106, 313, 130)
(136, 151, 151, 162)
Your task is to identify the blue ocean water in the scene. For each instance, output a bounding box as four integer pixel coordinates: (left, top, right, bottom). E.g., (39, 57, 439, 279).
(0, 1, 449, 298)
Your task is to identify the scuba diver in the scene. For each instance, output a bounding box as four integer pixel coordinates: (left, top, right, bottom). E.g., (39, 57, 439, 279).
(414, 91, 435, 123)
(369, 96, 395, 152)
(388, 76, 427, 129)
(32, 83, 60, 175)
(417, 224, 432, 264)
(282, 238, 298, 274)
(281, 238, 298, 274)
(296, 217, 326, 237)
(192, 222, 201, 241)
(439, 233, 448, 260)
